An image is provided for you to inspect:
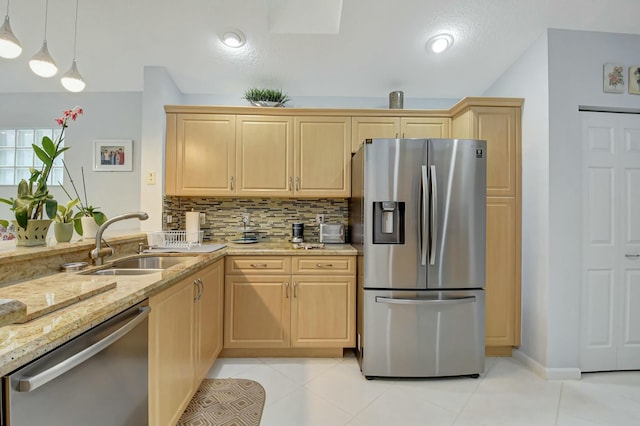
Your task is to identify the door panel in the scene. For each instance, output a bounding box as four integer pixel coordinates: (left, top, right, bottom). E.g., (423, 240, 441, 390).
(581, 112, 640, 371)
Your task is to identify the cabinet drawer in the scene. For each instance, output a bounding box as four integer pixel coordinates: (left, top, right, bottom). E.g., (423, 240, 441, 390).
(225, 256, 291, 274)
(292, 256, 355, 275)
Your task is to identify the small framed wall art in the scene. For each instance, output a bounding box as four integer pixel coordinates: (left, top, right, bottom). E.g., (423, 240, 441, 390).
(603, 63, 625, 93)
(93, 139, 133, 171)
(629, 66, 640, 95)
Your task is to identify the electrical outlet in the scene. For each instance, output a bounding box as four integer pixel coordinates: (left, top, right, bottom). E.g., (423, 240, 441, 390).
(316, 214, 325, 224)
(166, 215, 173, 224)
(199, 212, 206, 225)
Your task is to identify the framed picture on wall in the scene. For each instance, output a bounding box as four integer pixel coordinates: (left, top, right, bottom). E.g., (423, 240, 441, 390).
(603, 63, 625, 93)
(629, 66, 640, 95)
(93, 139, 133, 171)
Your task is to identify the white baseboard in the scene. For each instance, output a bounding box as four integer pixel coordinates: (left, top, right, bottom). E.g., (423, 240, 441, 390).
(513, 349, 582, 380)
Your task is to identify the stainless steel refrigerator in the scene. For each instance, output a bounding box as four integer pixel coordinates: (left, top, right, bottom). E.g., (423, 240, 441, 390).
(349, 138, 486, 379)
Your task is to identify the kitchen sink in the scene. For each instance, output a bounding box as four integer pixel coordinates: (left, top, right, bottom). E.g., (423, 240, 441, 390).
(110, 256, 194, 269)
(83, 255, 196, 276)
(89, 268, 162, 276)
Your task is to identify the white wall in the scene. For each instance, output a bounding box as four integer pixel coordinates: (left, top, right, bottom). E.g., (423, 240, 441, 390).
(483, 28, 640, 373)
(0, 93, 143, 234)
(483, 32, 551, 368)
(546, 29, 640, 368)
(140, 67, 184, 232)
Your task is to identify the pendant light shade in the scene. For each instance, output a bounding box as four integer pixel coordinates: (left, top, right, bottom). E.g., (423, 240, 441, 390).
(61, 0, 85, 92)
(61, 59, 85, 92)
(0, 0, 22, 59)
(30, 0, 57, 77)
(30, 41, 57, 77)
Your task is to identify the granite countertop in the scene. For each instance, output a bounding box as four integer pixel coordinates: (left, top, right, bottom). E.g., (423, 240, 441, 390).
(0, 241, 356, 376)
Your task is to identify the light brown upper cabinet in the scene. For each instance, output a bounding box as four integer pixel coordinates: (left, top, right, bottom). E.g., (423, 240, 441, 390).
(351, 116, 451, 153)
(165, 113, 236, 196)
(294, 116, 351, 197)
(236, 115, 294, 197)
(451, 106, 518, 197)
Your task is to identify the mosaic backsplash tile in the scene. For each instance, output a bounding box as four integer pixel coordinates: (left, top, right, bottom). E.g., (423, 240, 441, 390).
(164, 197, 349, 243)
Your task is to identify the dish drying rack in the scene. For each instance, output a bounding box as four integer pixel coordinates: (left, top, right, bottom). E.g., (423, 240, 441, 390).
(147, 230, 204, 249)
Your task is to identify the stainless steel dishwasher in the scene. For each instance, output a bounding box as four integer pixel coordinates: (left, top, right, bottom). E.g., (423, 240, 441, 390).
(1, 300, 149, 426)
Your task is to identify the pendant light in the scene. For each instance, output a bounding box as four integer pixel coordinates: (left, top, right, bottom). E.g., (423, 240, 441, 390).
(0, 0, 22, 59)
(60, 0, 85, 92)
(29, 0, 57, 77)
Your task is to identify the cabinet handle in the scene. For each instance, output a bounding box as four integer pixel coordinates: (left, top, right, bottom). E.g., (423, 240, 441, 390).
(285, 282, 290, 298)
(626, 254, 640, 259)
(293, 282, 298, 298)
(193, 279, 200, 302)
(288, 176, 293, 191)
(295, 176, 300, 191)
(230, 176, 235, 190)
(316, 263, 333, 268)
(250, 263, 268, 268)
(395, 133, 399, 139)
(197, 278, 204, 301)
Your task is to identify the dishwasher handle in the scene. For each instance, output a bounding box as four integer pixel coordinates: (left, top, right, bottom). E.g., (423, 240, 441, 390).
(17, 305, 151, 392)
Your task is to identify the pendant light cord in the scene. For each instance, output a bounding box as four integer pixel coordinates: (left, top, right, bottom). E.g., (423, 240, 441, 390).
(71, 0, 79, 59)
(43, 0, 49, 40)
(5, 0, 10, 17)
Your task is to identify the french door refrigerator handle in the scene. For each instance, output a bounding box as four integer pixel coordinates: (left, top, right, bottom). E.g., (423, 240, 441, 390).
(376, 296, 476, 305)
(429, 164, 438, 265)
(17, 306, 151, 392)
(420, 165, 429, 266)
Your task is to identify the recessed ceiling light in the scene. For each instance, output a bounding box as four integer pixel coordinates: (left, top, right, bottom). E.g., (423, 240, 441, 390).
(426, 33, 454, 54)
(221, 30, 246, 48)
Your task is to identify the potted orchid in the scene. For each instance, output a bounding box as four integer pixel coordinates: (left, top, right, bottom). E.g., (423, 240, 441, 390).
(0, 106, 83, 246)
(61, 166, 107, 240)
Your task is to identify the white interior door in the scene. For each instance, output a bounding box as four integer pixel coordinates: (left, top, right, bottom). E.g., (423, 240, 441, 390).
(580, 112, 640, 372)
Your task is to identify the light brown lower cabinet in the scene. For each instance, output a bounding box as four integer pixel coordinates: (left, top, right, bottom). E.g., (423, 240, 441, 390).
(224, 255, 356, 352)
(148, 259, 224, 426)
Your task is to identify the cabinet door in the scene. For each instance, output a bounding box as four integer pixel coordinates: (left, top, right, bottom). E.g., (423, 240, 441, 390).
(294, 116, 351, 197)
(194, 259, 224, 383)
(224, 275, 290, 348)
(290, 275, 356, 347)
(471, 107, 518, 197)
(149, 276, 196, 426)
(401, 117, 451, 138)
(236, 115, 294, 196)
(351, 117, 400, 153)
(169, 114, 236, 196)
(485, 197, 517, 347)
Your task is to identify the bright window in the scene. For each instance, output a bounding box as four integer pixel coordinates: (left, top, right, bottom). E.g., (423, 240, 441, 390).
(0, 128, 64, 186)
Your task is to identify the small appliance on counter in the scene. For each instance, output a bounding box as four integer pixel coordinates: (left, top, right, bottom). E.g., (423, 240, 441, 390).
(292, 222, 304, 243)
(232, 214, 258, 244)
(320, 223, 345, 243)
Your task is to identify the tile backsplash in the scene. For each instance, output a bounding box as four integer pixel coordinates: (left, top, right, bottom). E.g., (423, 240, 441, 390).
(164, 197, 348, 243)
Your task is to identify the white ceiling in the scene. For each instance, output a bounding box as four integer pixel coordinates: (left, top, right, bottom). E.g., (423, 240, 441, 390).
(1, 0, 639, 99)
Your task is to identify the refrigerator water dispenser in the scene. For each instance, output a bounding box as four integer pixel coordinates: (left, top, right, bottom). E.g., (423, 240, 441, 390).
(372, 201, 404, 244)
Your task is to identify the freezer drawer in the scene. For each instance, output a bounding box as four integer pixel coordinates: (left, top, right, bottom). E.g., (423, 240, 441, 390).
(360, 289, 484, 378)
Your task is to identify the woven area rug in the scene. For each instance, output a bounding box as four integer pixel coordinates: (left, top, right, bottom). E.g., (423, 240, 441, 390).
(177, 378, 266, 426)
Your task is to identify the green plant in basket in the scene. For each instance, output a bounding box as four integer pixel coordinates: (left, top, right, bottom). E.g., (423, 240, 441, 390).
(243, 88, 290, 106)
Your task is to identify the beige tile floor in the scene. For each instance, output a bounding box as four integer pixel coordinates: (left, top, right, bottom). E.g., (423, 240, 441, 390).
(207, 352, 640, 426)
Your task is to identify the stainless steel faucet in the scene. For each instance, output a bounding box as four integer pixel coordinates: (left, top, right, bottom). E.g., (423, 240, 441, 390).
(90, 211, 149, 265)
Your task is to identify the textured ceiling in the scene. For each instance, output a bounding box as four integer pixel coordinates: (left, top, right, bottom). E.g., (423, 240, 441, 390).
(1, 0, 639, 99)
